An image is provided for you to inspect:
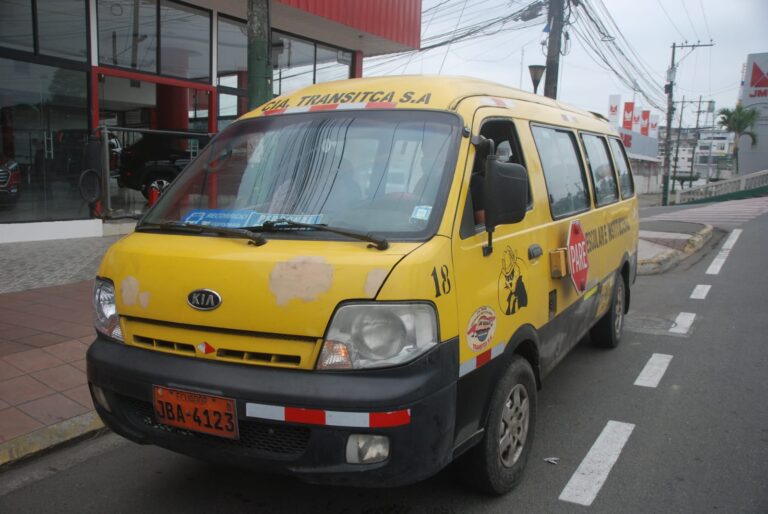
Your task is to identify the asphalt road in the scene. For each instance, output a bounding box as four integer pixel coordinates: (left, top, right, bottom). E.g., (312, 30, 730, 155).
(1, 207, 767, 513)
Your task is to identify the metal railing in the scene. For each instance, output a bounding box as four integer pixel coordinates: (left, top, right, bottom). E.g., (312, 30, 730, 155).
(675, 169, 768, 204)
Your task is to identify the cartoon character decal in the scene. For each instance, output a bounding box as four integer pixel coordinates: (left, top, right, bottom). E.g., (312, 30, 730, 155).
(498, 246, 528, 316)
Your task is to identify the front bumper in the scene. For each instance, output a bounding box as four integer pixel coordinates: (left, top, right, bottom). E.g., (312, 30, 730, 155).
(87, 336, 458, 487)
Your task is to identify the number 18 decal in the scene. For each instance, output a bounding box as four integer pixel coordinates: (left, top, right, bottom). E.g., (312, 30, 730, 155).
(431, 265, 451, 297)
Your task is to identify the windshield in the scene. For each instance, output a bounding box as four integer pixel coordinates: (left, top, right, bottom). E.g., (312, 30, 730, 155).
(141, 110, 461, 239)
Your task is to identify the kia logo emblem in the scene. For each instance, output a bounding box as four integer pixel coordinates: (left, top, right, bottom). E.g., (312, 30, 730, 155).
(187, 289, 222, 311)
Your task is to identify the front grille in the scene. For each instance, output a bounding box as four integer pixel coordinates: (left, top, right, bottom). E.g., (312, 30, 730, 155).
(216, 348, 301, 366)
(0, 168, 9, 186)
(119, 395, 310, 456)
(133, 335, 196, 354)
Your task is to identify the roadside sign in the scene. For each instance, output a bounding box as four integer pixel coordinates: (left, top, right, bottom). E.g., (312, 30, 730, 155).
(567, 220, 589, 294)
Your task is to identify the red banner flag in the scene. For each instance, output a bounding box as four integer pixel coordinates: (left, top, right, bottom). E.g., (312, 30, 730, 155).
(622, 102, 634, 130)
(640, 110, 650, 136)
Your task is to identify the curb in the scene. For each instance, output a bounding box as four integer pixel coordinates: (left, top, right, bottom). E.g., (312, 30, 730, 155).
(638, 223, 713, 275)
(0, 410, 104, 468)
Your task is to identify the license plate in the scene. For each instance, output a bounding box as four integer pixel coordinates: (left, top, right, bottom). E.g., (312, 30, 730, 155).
(153, 386, 239, 440)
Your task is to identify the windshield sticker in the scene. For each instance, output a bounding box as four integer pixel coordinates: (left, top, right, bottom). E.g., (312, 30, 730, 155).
(410, 205, 432, 222)
(183, 210, 322, 228)
(183, 209, 262, 227)
(466, 306, 497, 352)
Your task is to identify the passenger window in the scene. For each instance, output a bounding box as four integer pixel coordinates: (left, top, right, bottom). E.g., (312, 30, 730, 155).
(463, 119, 527, 235)
(581, 134, 618, 207)
(608, 138, 635, 199)
(531, 125, 590, 219)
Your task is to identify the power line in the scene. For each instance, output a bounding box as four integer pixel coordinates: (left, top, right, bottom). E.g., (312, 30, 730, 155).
(679, 0, 700, 41)
(697, 0, 713, 40)
(439, 0, 469, 73)
(654, 0, 687, 40)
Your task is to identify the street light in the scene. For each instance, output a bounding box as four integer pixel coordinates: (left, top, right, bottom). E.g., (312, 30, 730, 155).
(528, 65, 546, 94)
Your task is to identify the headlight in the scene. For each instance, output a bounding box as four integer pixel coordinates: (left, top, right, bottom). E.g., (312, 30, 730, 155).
(93, 278, 123, 341)
(317, 303, 438, 370)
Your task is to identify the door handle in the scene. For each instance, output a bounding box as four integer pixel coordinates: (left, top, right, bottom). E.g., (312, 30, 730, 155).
(528, 244, 543, 260)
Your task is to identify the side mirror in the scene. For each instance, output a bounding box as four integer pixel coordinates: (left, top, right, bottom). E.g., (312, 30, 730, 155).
(482, 157, 529, 256)
(485, 156, 528, 228)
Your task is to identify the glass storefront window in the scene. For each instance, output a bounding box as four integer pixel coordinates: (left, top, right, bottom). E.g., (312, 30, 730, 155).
(272, 33, 315, 95)
(217, 16, 246, 88)
(0, 1, 34, 52)
(98, 0, 158, 73)
(315, 45, 352, 84)
(37, 0, 88, 61)
(0, 58, 88, 223)
(160, 0, 210, 81)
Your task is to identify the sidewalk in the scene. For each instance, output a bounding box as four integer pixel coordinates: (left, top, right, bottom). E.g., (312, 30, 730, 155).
(0, 218, 713, 467)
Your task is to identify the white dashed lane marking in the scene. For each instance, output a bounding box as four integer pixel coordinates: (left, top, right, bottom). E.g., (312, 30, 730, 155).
(706, 229, 742, 275)
(669, 312, 696, 334)
(559, 421, 636, 506)
(690, 284, 711, 300)
(634, 353, 674, 388)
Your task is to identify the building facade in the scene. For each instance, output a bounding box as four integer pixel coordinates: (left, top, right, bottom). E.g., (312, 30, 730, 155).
(738, 52, 768, 174)
(0, 0, 420, 238)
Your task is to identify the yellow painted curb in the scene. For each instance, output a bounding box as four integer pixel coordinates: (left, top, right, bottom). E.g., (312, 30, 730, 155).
(0, 410, 104, 467)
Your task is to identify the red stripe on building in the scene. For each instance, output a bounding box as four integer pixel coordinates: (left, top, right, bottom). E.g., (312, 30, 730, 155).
(309, 104, 340, 111)
(476, 349, 492, 368)
(276, 0, 421, 49)
(285, 407, 326, 425)
(369, 409, 411, 428)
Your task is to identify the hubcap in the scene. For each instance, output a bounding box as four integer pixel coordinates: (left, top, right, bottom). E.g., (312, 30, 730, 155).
(150, 178, 171, 192)
(499, 383, 529, 468)
(614, 280, 624, 337)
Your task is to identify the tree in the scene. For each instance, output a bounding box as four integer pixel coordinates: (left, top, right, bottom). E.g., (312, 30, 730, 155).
(717, 105, 759, 174)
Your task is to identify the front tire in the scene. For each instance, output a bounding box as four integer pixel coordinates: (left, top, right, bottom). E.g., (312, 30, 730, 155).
(461, 355, 537, 495)
(591, 272, 626, 348)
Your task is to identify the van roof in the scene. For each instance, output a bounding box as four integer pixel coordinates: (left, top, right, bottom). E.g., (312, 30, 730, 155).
(243, 75, 606, 124)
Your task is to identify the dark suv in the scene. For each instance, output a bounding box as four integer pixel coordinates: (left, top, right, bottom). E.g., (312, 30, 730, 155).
(0, 157, 21, 206)
(118, 132, 211, 197)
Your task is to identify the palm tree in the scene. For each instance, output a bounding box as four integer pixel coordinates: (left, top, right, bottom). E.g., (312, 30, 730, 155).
(717, 105, 759, 174)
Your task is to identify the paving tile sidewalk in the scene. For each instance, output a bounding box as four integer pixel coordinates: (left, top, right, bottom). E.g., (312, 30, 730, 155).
(0, 280, 102, 465)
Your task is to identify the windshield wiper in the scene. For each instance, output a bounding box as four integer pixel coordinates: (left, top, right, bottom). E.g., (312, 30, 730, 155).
(136, 221, 267, 246)
(254, 219, 389, 250)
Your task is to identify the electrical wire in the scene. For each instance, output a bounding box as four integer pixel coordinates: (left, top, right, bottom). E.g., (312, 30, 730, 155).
(679, 0, 700, 41)
(654, 0, 688, 41)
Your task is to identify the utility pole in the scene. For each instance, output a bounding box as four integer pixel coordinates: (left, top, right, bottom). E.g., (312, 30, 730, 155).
(543, 0, 565, 99)
(662, 40, 714, 205)
(689, 95, 704, 185)
(247, 0, 272, 110)
(671, 96, 685, 194)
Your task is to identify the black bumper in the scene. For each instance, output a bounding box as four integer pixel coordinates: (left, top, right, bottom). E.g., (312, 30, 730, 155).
(87, 337, 458, 487)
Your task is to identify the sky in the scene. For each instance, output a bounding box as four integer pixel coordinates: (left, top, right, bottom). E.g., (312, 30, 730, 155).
(365, 0, 768, 129)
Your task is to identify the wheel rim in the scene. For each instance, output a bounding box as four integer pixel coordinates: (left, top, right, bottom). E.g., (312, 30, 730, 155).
(614, 280, 625, 338)
(499, 383, 529, 468)
(150, 178, 171, 192)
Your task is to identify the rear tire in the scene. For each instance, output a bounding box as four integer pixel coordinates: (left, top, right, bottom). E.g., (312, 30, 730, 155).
(591, 272, 626, 348)
(461, 355, 536, 495)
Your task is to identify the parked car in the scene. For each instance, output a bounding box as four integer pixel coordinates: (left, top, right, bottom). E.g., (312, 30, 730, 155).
(0, 157, 21, 206)
(117, 132, 211, 197)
